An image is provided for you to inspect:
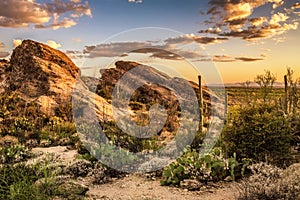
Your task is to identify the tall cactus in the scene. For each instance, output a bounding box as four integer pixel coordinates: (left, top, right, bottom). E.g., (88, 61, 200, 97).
(225, 91, 228, 124)
(198, 75, 203, 132)
(284, 75, 288, 114)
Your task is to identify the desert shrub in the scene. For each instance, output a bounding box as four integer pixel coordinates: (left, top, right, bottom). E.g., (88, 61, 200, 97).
(161, 147, 250, 186)
(237, 162, 300, 200)
(103, 121, 160, 152)
(0, 163, 56, 200)
(0, 144, 31, 164)
(254, 70, 277, 103)
(289, 112, 300, 161)
(221, 104, 295, 167)
(38, 117, 77, 145)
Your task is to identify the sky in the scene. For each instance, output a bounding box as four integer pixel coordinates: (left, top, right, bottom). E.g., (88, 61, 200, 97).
(0, 0, 300, 84)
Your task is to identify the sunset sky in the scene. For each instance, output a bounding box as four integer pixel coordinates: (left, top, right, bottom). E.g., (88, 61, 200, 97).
(0, 0, 299, 84)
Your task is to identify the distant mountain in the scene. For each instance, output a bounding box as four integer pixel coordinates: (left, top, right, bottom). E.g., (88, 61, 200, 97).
(208, 82, 285, 88)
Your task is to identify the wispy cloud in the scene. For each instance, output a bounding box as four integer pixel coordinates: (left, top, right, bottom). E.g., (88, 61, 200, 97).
(235, 56, 264, 62)
(0, 41, 9, 58)
(197, 54, 265, 63)
(84, 42, 149, 58)
(165, 34, 228, 45)
(0, 0, 91, 29)
(0, 42, 5, 49)
(81, 34, 223, 60)
(213, 55, 236, 62)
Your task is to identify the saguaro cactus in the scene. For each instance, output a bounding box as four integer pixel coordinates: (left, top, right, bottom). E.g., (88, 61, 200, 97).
(284, 75, 288, 114)
(198, 75, 203, 132)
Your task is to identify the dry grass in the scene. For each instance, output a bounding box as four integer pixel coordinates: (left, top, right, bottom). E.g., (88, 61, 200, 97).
(237, 162, 300, 200)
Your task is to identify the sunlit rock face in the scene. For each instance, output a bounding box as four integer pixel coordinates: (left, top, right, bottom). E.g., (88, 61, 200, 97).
(2, 40, 111, 119)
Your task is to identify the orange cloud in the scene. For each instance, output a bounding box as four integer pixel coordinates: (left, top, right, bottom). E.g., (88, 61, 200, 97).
(46, 40, 62, 49)
(0, 0, 91, 29)
(13, 39, 22, 48)
(201, 0, 299, 41)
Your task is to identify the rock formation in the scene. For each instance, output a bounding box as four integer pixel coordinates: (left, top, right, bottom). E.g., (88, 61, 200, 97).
(0, 40, 111, 120)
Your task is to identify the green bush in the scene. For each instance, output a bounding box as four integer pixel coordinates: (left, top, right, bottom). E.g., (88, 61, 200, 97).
(0, 145, 30, 164)
(0, 163, 56, 200)
(221, 104, 295, 167)
(160, 147, 250, 186)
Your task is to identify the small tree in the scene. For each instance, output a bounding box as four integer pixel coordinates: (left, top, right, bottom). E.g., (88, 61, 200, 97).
(254, 70, 276, 103)
(285, 67, 299, 114)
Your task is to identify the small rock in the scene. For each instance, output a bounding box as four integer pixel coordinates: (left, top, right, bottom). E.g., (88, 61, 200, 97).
(224, 176, 233, 182)
(66, 145, 76, 150)
(89, 164, 110, 185)
(58, 138, 70, 146)
(64, 160, 93, 177)
(40, 139, 52, 147)
(99, 196, 112, 200)
(180, 179, 203, 191)
(55, 181, 89, 198)
(26, 139, 38, 148)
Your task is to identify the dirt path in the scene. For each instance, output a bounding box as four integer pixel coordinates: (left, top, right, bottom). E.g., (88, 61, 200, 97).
(86, 175, 239, 200)
(30, 146, 239, 200)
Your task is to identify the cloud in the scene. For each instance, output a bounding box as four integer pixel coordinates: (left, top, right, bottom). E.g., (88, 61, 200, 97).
(132, 48, 205, 60)
(213, 55, 236, 62)
(201, 0, 298, 41)
(207, 0, 284, 22)
(128, 0, 142, 3)
(0, 42, 5, 49)
(270, 12, 289, 25)
(165, 34, 228, 45)
(235, 56, 264, 62)
(292, 2, 300, 10)
(249, 17, 268, 26)
(35, 18, 77, 30)
(192, 36, 228, 44)
(84, 42, 149, 58)
(197, 54, 265, 62)
(219, 21, 298, 40)
(46, 40, 62, 49)
(77, 37, 265, 63)
(82, 35, 222, 60)
(13, 39, 22, 48)
(199, 27, 222, 34)
(66, 50, 84, 59)
(0, 0, 91, 29)
(72, 37, 82, 43)
(0, 52, 9, 58)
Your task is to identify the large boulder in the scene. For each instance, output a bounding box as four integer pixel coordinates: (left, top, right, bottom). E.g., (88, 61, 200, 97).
(1, 40, 111, 121)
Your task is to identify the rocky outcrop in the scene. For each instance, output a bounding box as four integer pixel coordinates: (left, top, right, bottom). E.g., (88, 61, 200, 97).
(1, 40, 111, 120)
(98, 61, 213, 114)
(97, 61, 215, 134)
(7, 40, 79, 115)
